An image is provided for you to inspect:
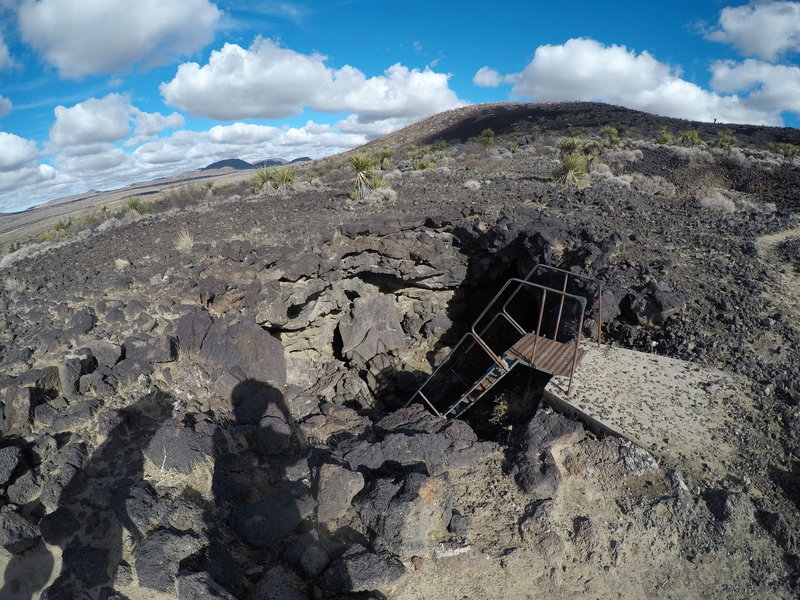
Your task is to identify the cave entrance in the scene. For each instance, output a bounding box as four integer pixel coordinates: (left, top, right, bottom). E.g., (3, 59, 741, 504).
(407, 264, 604, 420)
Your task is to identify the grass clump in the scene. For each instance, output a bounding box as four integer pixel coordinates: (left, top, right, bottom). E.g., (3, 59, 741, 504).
(126, 196, 150, 214)
(174, 227, 194, 253)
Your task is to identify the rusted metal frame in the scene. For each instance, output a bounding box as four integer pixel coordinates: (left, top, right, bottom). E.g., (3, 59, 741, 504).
(531, 288, 547, 364)
(553, 272, 569, 340)
(526, 264, 604, 345)
(567, 297, 587, 395)
(405, 332, 477, 409)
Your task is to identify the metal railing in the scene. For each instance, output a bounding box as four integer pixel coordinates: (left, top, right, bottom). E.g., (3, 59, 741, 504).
(408, 264, 604, 416)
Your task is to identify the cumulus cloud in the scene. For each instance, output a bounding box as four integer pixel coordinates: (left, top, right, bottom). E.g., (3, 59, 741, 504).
(49, 93, 185, 152)
(161, 37, 464, 122)
(132, 109, 185, 137)
(17, 0, 221, 78)
(472, 66, 504, 87)
(508, 37, 782, 125)
(0, 95, 11, 118)
(49, 94, 132, 148)
(711, 59, 800, 114)
(705, 1, 800, 60)
(0, 132, 38, 170)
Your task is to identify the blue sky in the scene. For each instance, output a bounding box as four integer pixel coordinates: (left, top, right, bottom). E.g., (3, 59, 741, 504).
(0, 0, 799, 212)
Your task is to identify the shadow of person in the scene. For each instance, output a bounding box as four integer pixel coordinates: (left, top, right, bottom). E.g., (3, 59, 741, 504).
(0, 391, 172, 599)
(205, 376, 304, 596)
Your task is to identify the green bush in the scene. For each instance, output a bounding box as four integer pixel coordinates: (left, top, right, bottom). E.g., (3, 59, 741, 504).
(715, 129, 737, 150)
(678, 130, 702, 146)
(768, 142, 800, 160)
(656, 124, 674, 145)
(600, 125, 620, 148)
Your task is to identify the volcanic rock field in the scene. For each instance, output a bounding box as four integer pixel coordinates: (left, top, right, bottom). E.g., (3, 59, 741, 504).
(1, 102, 799, 599)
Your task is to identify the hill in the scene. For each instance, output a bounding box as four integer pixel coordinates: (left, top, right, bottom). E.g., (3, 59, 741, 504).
(0, 102, 799, 599)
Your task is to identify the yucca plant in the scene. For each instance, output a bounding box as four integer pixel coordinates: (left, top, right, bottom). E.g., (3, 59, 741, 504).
(656, 124, 674, 145)
(679, 130, 702, 146)
(556, 137, 584, 156)
(553, 152, 589, 186)
(348, 152, 376, 199)
(273, 168, 296, 194)
(373, 148, 395, 170)
(715, 129, 737, 151)
(600, 125, 620, 148)
(477, 128, 497, 149)
(252, 166, 276, 193)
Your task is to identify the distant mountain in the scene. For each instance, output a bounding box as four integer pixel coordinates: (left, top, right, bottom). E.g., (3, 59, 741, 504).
(252, 158, 287, 168)
(200, 156, 312, 171)
(200, 158, 255, 171)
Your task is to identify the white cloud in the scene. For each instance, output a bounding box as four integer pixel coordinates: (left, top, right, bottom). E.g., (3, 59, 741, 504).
(49, 94, 131, 148)
(0, 95, 11, 118)
(508, 38, 782, 125)
(0, 163, 55, 200)
(711, 59, 800, 114)
(161, 37, 464, 122)
(0, 132, 38, 170)
(17, 0, 221, 78)
(473, 66, 503, 87)
(54, 144, 127, 173)
(208, 122, 280, 144)
(132, 109, 185, 137)
(706, 1, 800, 61)
(0, 33, 12, 70)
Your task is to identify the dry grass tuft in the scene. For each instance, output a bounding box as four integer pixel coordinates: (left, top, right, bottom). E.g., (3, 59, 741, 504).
(174, 227, 194, 252)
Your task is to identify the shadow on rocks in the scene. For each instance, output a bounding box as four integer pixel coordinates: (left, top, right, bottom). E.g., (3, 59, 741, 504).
(0, 392, 171, 599)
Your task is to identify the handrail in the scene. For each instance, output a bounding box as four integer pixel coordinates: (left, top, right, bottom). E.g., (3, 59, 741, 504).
(408, 262, 604, 416)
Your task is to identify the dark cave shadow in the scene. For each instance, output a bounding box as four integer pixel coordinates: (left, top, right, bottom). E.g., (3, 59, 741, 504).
(0, 392, 171, 600)
(396, 223, 604, 434)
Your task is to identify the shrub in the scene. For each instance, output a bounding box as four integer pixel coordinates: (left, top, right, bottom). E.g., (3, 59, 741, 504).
(600, 125, 620, 148)
(679, 130, 702, 146)
(373, 147, 395, 170)
(715, 129, 737, 150)
(656, 124, 674, 145)
(470, 128, 497, 150)
(156, 183, 206, 210)
(552, 152, 588, 186)
(507, 133, 519, 154)
(768, 142, 800, 160)
(126, 196, 149, 214)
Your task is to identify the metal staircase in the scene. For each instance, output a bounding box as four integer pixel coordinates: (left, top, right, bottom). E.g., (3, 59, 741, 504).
(407, 264, 603, 419)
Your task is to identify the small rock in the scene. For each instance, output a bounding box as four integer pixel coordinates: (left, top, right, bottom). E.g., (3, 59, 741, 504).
(0, 510, 39, 552)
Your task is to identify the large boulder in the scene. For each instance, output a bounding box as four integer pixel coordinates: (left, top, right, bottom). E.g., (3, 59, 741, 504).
(338, 295, 407, 364)
(513, 409, 585, 498)
(355, 472, 451, 558)
(135, 528, 205, 593)
(319, 544, 407, 595)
